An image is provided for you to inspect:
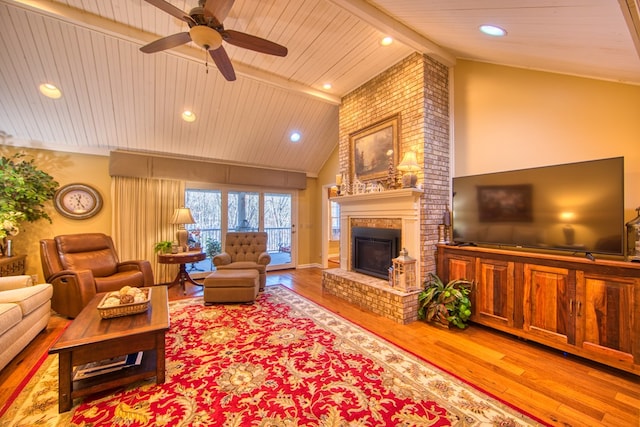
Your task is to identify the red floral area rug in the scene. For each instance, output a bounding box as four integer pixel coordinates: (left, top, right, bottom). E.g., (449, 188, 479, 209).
(1, 285, 545, 426)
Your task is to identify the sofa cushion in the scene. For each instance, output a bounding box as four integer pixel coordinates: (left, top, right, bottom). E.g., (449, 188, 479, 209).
(0, 303, 22, 336)
(0, 284, 53, 317)
(216, 261, 266, 274)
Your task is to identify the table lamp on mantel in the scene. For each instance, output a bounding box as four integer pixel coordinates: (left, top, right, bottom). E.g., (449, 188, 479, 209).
(397, 151, 420, 188)
(171, 207, 196, 252)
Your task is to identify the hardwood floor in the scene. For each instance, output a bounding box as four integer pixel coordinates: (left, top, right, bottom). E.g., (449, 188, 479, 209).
(1, 268, 639, 426)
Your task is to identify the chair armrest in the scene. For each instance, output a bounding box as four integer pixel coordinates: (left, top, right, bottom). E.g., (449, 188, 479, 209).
(48, 269, 97, 318)
(118, 260, 155, 286)
(0, 275, 33, 291)
(212, 252, 232, 266)
(257, 252, 271, 266)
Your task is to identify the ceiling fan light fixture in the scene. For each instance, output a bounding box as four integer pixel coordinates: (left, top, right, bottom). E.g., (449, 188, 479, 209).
(479, 25, 507, 37)
(189, 25, 223, 50)
(39, 83, 62, 99)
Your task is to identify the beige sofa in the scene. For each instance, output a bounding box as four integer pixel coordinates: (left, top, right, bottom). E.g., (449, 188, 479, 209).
(0, 275, 53, 372)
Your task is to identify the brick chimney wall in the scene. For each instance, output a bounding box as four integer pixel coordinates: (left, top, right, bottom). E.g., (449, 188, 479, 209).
(338, 53, 450, 278)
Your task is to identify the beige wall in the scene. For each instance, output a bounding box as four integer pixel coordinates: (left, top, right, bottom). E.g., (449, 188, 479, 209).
(296, 177, 319, 266)
(1, 146, 112, 280)
(453, 59, 640, 222)
(315, 145, 340, 263)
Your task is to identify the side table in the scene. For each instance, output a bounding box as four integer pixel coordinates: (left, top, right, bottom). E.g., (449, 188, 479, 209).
(158, 251, 206, 294)
(0, 255, 26, 277)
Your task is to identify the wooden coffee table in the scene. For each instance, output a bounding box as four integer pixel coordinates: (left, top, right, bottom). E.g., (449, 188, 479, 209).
(49, 286, 170, 413)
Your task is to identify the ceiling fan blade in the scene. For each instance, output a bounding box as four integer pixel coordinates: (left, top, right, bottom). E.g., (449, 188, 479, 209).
(224, 30, 288, 57)
(143, 0, 196, 25)
(203, 0, 235, 23)
(209, 46, 236, 81)
(140, 32, 192, 53)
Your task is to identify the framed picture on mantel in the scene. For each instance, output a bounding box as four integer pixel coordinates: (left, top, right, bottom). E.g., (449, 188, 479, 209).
(350, 114, 399, 182)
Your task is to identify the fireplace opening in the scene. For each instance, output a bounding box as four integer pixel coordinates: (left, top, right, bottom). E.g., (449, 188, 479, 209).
(351, 227, 401, 279)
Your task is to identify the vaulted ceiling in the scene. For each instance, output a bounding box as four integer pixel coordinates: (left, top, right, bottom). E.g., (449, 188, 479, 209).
(1, 0, 638, 176)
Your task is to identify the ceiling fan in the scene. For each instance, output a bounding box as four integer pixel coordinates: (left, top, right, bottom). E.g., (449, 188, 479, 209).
(140, 0, 288, 81)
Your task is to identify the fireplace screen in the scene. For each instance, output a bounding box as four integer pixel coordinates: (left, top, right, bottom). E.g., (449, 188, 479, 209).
(351, 227, 401, 279)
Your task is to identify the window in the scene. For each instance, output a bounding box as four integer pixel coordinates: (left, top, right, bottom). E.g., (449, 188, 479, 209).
(330, 201, 340, 241)
(185, 189, 222, 251)
(185, 186, 296, 270)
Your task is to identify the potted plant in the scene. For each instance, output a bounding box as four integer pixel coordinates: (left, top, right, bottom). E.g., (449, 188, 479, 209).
(417, 272, 473, 329)
(0, 152, 58, 254)
(205, 238, 222, 268)
(154, 241, 173, 254)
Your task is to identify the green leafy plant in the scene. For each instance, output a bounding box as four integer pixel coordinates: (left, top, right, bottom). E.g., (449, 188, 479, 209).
(417, 273, 473, 329)
(154, 240, 173, 254)
(205, 238, 222, 259)
(0, 152, 59, 224)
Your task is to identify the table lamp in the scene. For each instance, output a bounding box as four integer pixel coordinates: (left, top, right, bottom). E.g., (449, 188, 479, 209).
(397, 151, 420, 188)
(171, 207, 196, 251)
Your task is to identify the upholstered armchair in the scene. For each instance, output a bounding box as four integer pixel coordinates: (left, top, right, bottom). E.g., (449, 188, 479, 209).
(40, 233, 154, 318)
(213, 232, 271, 290)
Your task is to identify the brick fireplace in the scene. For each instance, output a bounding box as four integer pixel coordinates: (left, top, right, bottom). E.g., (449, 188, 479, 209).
(322, 189, 423, 324)
(322, 52, 450, 324)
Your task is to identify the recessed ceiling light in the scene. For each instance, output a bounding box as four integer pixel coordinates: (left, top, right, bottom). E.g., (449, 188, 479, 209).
(39, 83, 62, 99)
(323, 83, 332, 90)
(380, 36, 393, 46)
(479, 25, 507, 37)
(182, 110, 196, 122)
(290, 131, 301, 142)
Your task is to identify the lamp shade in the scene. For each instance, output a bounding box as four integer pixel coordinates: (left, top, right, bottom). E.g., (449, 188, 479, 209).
(171, 207, 196, 225)
(397, 151, 420, 172)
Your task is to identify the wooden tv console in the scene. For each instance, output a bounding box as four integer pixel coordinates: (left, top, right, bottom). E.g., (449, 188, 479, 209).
(436, 244, 640, 376)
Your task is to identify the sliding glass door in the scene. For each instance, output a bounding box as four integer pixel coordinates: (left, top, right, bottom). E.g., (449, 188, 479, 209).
(185, 187, 295, 272)
(264, 192, 293, 269)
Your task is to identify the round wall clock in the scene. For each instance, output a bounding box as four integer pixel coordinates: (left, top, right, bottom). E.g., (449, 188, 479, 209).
(54, 183, 103, 220)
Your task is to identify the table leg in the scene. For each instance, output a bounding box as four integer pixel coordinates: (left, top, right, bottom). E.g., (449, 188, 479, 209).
(58, 352, 73, 413)
(156, 333, 166, 384)
(169, 263, 202, 295)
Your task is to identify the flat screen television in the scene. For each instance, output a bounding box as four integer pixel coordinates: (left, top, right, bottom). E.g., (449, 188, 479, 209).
(452, 157, 625, 256)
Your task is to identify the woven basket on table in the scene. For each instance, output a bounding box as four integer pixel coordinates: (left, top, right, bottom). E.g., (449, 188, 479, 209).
(97, 288, 152, 319)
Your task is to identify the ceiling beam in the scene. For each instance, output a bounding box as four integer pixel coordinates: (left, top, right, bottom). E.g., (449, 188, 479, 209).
(4, 0, 342, 105)
(327, 0, 456, 66)
(619, 0, 640, 59)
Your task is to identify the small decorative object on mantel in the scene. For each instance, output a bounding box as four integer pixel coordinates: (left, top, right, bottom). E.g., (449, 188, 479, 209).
(335, 174, 343, 195)
(626, 206, 640, 262)
(397, 151, 420, 188)
(391, 248, 417, 292)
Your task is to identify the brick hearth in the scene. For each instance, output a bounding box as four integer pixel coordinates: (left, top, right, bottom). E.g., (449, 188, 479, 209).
(322, 269, 420, 324)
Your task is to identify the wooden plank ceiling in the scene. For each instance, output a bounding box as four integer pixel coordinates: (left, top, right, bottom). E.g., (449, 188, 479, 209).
(0, 0, 638, 176)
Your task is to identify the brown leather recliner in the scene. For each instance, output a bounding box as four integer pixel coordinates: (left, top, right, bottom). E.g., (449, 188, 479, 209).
(213, 232, 271, 290)
(40, 233, 155, 318)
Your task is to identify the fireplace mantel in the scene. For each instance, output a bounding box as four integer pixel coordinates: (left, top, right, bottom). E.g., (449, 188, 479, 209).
(332, 188, 423, 289)
(332, 188, 423, 207)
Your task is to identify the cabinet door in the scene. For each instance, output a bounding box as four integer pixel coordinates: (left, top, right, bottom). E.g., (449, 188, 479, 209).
(523, 264, 574, 345)
(474, 259, 515, 328)
(445, 255, 475, 282)
(576, 272, 640, 365)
